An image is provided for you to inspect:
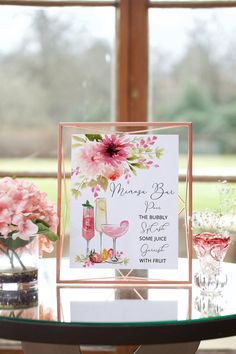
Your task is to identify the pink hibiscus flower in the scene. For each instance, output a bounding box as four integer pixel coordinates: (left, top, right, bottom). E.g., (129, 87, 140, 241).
(77, 141, 104, 179)
(97, 134, 131, 167)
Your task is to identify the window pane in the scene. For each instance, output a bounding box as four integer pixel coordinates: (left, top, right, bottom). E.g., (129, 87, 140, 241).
(0, 6, 116, 160)
(149, 8, 236, 209)
(149, 8, 236, 152)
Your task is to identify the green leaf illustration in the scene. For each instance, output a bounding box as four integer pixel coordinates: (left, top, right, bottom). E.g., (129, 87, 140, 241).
(75, 255, 82, 263)
(131, 162, 147, 169)
(148, 153, 154, 159)
(82, 200, 93, 209)
(123, 258, 129, 266)
(98, 176, 108, 191)
(71, 188, 81, 199)
(88, 179, 98, 187)
(75, 254, 89, 263)
(85, 134, 102, 142)
(129, 165, 137, 175)
(127, 156, 139, 161)
(155, 147, 164, 159)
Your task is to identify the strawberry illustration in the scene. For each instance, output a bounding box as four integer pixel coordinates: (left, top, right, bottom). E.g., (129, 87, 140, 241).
(89, 251, 101, 263)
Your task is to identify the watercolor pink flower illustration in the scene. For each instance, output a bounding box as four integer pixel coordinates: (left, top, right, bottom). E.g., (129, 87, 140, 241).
(96, 134, 131, 167)
(71, 134, 163, 198)
(103, 164, 125, 182)
(76, 141, 104, 179)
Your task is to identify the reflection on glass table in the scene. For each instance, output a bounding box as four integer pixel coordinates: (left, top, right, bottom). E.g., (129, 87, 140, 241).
(1, 258, 236, 354)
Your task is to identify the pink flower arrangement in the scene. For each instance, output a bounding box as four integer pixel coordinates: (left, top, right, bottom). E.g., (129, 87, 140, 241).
(0, 177, 58, 267)
(75, 134, 131, 179)
(71, 133, 163, 198)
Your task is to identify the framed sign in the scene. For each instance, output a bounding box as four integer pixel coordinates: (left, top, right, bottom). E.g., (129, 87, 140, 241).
(56, 122, 192, 285)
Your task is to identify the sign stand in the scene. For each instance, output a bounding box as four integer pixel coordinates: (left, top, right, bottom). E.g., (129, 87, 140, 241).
(56, 122, 192, 286)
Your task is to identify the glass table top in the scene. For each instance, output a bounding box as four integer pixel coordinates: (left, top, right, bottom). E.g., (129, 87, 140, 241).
(0, 258, 236, 326)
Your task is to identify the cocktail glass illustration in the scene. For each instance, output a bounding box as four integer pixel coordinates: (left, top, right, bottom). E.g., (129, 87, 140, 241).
(82, 200, 95, 255)
(101, 220, 129, 263)
(95, 198, 107, 254)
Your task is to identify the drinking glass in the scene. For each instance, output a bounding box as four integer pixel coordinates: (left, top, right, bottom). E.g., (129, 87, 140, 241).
(101, 221, 129, 263)
(193, 232, 230, 293)
(95, 198, 107, 254)
(82, 202, 95, 255)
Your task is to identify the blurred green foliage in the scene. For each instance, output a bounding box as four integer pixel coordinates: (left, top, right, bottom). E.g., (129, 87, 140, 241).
(0, 10, 236, 158)
(151, 19, 236, 154)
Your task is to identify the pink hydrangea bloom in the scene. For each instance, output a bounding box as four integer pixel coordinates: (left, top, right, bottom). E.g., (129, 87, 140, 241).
(0, 177, 58, 254)
(0, 195, 12, 225)
(38, 234, 54, 257)
(12, 219, 38, 241)
(0, 222, 9, 238)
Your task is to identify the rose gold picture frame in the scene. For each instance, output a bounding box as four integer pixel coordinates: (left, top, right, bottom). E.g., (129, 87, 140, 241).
(56, 121, 192, 286)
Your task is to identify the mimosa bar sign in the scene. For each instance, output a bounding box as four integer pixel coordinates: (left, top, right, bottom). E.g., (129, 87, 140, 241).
(70, 134, 179, 269)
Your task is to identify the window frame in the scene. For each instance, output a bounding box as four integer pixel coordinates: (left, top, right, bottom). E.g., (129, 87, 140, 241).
(1, 0, 236, 182)
(1, 0, 236, 123)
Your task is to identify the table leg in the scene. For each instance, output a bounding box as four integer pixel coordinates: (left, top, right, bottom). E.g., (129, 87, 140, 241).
(133, 341, 200, 354)
(22, 342, 82, 354)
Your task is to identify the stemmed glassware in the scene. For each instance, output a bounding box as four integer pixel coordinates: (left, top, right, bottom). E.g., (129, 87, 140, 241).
(101, 221, 129, 263)
(82, 200, 95, 255)
(95, 198, 107, 254)
(193, 232, 230, 293)
(82, 199, 128, 263)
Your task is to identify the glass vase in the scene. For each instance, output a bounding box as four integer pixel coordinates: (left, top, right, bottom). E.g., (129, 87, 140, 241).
(0, 235, 38, 293)
(0, 288, 38, 310)
(0, 303, 38, 318)
(193, 232, 230, 294)
(194, 292, 226, 318)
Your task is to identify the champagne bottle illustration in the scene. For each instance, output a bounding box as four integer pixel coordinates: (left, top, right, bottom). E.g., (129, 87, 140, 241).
(95, 198, 107, 254)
